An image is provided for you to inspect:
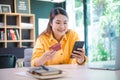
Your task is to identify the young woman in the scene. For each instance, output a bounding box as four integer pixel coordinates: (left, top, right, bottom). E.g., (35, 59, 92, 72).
(31, 7, 86, 66)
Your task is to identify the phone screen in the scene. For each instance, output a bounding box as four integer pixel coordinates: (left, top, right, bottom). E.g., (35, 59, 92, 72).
(70, 41, 84, 58)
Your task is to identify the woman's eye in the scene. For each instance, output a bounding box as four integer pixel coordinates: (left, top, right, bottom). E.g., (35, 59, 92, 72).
(56, 22, 60, 24)
(64, 22, 67, 24)
(55, 22, 67, 25)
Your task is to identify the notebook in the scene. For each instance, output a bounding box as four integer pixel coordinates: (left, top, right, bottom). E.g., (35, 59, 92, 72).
(27, 65, 65, 79)
(88, 37, 120, 70)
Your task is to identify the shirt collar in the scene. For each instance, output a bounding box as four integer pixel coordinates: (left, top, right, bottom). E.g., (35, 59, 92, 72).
(49, 32, 67, 42)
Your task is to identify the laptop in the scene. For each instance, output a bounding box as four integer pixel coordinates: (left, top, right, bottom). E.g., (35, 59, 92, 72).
(88, 37, 120, 70)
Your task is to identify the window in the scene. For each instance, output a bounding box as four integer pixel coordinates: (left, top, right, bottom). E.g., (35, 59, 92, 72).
(87, 0, 120, 62)
(66, 0, 120, 62)
(66, 0, 84, 41)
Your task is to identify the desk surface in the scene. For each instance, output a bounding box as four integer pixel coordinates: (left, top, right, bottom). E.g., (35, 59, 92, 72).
(0, 64, 120, 80)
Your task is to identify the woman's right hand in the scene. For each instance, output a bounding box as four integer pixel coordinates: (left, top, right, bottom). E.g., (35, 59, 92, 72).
(34, 50, 57, 66)
(42, 50, 57, 61)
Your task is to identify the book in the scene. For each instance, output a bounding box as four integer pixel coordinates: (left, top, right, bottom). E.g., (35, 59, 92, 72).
(9, 29, 16, 40)
(28, 66, 62, 76)
(27, 71, 65, 80)
(14, 29, 19, 40)
(0, 30, 4, 40)
(27, 66, 65, 79)
(7, 30, 12, 40)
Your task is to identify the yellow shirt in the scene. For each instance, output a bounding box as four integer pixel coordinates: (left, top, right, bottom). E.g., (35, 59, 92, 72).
(31, 29, 86, 66)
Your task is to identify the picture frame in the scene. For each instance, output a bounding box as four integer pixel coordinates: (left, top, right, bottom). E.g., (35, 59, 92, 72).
(14, 0, 30, 14)
(0, 4, 11, 13)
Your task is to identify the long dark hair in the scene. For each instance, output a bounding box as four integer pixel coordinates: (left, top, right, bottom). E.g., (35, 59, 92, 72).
(40, 7, 68, 36)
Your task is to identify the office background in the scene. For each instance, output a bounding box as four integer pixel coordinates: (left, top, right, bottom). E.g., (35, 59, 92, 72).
(0, 0, 120, 62)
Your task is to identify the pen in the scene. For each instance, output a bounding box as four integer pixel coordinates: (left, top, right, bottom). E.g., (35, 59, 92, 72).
(41, 65, 49, 71)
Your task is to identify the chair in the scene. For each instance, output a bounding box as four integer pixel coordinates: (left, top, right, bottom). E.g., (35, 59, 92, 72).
(24, 48, 33, 67)
(0, 54, 17, 69)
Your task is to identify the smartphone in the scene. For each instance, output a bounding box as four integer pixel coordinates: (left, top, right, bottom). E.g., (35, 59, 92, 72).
(70, 41, 84, 58)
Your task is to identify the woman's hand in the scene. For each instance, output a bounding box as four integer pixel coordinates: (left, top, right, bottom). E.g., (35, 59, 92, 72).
(42, 50, 57, 61)
(71, 48, 85, 64)
(34, 50, 57, 66)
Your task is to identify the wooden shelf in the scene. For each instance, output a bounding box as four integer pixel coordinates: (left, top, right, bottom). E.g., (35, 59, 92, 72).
(0, 13, 35, 48)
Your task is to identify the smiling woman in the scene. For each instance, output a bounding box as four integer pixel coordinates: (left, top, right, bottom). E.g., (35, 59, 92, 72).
(31, 7, 87, 67)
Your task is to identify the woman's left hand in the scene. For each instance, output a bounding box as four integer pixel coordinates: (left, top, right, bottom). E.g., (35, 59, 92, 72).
(71, 48, 85, 64)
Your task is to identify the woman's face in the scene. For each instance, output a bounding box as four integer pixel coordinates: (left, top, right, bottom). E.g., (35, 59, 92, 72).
(51, 14, 68, 38)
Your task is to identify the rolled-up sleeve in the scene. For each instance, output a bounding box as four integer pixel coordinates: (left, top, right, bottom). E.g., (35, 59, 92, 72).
(31, 38, 45, 66)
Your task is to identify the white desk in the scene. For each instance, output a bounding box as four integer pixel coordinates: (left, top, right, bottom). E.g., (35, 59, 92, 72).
(0, 64, 120, 80)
